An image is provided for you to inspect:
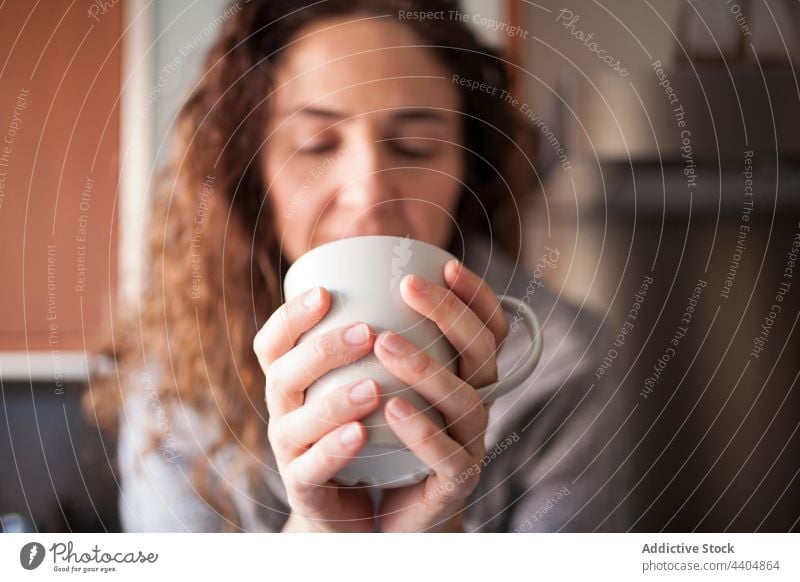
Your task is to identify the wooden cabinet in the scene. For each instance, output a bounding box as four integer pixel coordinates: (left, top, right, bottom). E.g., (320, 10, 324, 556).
(0, 1, 121, 354)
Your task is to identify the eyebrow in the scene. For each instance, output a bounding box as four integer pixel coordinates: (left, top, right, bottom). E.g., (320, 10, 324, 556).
(281, 106, 448, 124)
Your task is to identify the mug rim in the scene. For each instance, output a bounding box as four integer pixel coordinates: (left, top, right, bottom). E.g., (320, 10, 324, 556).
(284, 234, 456, 293)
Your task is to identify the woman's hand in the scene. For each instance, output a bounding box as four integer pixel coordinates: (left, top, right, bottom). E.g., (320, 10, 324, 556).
(253, 287, 381, 532)
(376, 259, 509, 532)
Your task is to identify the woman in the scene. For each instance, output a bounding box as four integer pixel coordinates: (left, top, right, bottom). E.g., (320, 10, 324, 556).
(99, 0, 629, 532)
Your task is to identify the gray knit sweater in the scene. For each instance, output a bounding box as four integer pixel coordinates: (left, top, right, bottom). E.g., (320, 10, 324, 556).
(117, 237, 631, 532)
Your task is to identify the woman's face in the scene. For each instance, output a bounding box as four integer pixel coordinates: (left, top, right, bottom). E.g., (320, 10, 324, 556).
(263, 16, 464, 262)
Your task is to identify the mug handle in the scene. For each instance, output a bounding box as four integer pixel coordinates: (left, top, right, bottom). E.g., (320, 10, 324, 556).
(475, 295, 543, 402)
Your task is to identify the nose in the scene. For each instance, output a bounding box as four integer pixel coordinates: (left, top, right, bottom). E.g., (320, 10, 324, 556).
(335, 140, 395, 212)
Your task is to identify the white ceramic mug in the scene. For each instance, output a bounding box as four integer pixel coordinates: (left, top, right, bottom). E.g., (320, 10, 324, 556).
(283, 235, 543, 488)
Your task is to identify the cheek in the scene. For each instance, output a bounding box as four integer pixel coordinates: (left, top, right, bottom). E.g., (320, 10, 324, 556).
(265, 156, 321, 260)
(405, 150, 464, 242)
(398, 147, 463, 205)
(399, 168, 462, 244)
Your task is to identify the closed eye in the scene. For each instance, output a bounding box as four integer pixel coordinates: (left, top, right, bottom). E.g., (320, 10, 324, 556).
(297, 140, 339, 155)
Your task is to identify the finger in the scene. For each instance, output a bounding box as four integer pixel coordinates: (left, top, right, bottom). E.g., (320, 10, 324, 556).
(384, 397, 475, 489)
(286, 422, 367, 492)
(374, 331, 489, 457)
(265, 322, 375, 418)
(271, 379, 381, 457)
(444, 260, 508, 346)
(253, 286, 330, 371)
(400, 274, 498, 387)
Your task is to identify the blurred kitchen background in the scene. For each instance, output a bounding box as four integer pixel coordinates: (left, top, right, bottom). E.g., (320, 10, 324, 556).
(0, 0, 798, 532)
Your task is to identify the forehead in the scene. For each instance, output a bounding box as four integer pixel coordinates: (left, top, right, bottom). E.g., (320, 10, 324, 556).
(270, 16, 461, 115)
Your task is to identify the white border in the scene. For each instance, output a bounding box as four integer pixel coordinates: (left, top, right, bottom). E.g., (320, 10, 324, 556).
(0, 352, 89, 382)
(119, 0, 154, 304)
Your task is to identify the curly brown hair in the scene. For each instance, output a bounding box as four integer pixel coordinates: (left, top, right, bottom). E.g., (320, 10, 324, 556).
(89, 0, 536, 531)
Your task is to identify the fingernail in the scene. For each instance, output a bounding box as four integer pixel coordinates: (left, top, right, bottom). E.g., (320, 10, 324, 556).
(349, 379, 377, 404)
(339, 423, 362, 445)
(379, 332, 407, 355)
(302, 287, 322, 309)
(343, 323, 370, 345)
(387, 397, 413, 419)
(407, 275, 428, 293)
